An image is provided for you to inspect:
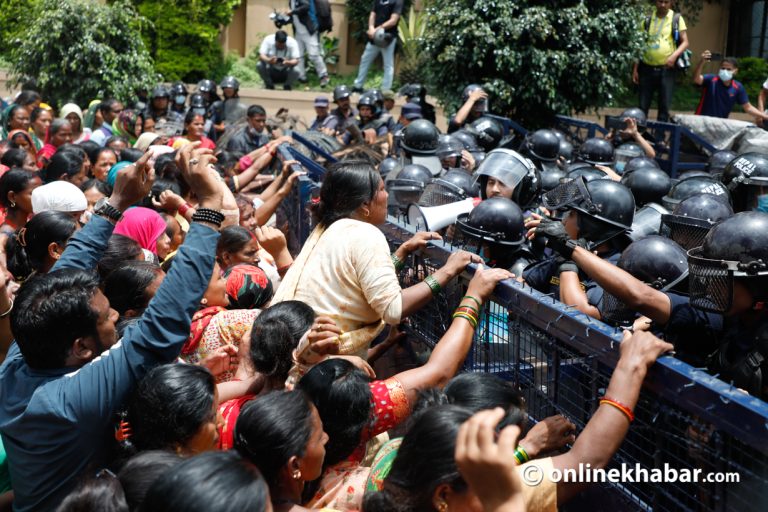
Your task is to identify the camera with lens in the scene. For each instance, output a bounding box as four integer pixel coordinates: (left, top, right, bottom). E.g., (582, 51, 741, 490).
(269, 10, 291, 28)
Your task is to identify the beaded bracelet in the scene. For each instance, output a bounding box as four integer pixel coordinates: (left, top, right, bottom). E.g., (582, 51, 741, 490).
(191, 208, 225, 228)
(391, 253, 405, 272)
(424, 275, 441, 296)
(599, 396, 635, 423)
(463, 295, 482, 308)
(452, 311, 478, 328)
(513, 445, 530, 465)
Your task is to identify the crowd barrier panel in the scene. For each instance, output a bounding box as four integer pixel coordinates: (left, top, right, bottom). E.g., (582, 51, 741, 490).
(278, 138, 768, 511)
(555, 115, 719, 179)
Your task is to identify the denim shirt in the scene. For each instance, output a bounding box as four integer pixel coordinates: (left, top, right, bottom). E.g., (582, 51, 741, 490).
(0, 215, 219, 511)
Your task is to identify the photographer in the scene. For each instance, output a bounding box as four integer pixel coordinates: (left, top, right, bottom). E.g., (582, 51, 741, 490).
(693, 51, 768, 123)
(257, 30, 301, 91)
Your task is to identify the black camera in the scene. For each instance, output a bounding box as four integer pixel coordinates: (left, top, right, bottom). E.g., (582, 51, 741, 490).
(269, 11, 291, 29)
(606, 115, 626, 131)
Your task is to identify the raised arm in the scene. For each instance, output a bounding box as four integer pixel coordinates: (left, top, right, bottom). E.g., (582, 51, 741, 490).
(54, 152, 155, 272)
(552, 331, 673, 504)
(395, 265, 514, 402)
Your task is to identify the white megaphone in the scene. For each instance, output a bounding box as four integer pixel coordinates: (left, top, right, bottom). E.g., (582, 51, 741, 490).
(407, 197, 477, 232)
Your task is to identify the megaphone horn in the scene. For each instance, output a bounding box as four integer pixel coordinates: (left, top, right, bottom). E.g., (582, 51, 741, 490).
(407, 197, 476, 232)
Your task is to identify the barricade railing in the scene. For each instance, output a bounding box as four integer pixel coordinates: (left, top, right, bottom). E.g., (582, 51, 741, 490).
(279, 145, 768, 511)
(379, 217, 768, 512)
(555, 115, 719, 179)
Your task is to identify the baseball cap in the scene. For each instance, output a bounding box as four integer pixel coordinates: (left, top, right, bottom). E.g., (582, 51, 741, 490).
(401, 102, 423, 121)
(314, 96, 330, 108)
(382, 90, 396, 101)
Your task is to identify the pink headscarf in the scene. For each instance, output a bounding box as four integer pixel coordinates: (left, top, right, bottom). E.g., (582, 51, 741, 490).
(113, 207, 167, 255)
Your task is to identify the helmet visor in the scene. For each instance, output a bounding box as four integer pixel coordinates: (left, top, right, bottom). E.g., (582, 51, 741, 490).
(474, 151, 530, 190)
(660, 215, 712, 251)
(688, 248, 733, 313)
(418, 180, 467, 207)
(541, 176, 593, 211)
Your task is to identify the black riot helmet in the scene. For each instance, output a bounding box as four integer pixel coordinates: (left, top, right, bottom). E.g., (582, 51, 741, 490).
(401, 119, 440, 156)
(705, 150, 737, 175)
(602, 236, 688, 326)
(333, 85, 351, 102)
(566, 162, 608, 182)
(661, 175, 731, 211)
(558, 139, 574, 163)
(473, 149, 541, 208)
(620, 107, 648, 128)
(720, 152, 768, 213)
(461, 84, 488, 113)
(151, 85, 170, 99)
(468, 117, 503, 152)
(418, 170, 479, 207)
(540, 168, 568, 192)
(543, 177, 635, 248)
(189, 93, 206, 109)
(453, 130, 481, 153)
(367, 89, 385, 110)
(170, 82, 188, 97)
(578, 137, 615, 166)
(372, 28, 394, 48)
(623, 156, 660, 175)
(386, 164, 432, 209)
(378, 157, 402, 180)
(456, 197, 526, 247)
(188, 93, 207, 117)
(661, 193, 734, 250)
(621, 167, 672, 207)
(688, 211, 768, 314)
(357, 92, 380, 116)
(524, 129, 560, 162)
(196, 79, 216, 94)
(436, 135, 465, 168)
(219, 76, 240, 90)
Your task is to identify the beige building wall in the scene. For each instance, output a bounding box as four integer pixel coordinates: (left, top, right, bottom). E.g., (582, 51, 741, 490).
(682, 3, 730, 63)
(222, 0, 363, 75)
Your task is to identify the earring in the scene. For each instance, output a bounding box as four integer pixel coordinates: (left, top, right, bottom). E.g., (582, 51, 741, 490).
(9, 201, 15, 208)
(438, 502, 448, 512)
(200, 298, 208, 305)
(292, 469, 302, 480)
(363, 207, 370, 217)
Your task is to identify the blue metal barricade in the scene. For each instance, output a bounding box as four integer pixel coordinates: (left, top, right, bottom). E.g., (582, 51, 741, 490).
(280, 142, 768, 512)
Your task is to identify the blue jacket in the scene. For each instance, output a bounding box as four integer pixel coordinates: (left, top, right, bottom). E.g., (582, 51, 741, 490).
(0, 215, 219, 511)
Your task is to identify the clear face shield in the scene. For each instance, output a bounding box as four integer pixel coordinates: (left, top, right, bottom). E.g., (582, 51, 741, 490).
(473, 150, 532, 193)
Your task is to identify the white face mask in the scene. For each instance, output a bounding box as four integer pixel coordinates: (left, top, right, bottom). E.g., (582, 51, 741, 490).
(718, 69, 734, 82)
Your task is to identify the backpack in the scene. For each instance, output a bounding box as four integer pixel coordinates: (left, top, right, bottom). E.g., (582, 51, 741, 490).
(643, 12, 691, 69)
(313, 0, 333, 33)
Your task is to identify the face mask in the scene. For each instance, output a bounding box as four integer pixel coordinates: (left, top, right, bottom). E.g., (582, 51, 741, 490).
(174, 95, 186, 105)
(755, 194, 768, 213)
(718, 69, 733, 82)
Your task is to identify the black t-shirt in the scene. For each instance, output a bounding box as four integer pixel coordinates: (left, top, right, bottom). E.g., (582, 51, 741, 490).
(373, 0, 404, 35)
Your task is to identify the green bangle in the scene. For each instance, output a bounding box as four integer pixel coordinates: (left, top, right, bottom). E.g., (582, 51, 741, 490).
(513, 445, 530, 465)
(424, 274, 441, 296)
(463, 295, 482, 308)
(391, 253, 405, 272)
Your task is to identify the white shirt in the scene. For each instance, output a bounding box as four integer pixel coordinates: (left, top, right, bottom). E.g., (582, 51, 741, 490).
(259, 34, 300, 71)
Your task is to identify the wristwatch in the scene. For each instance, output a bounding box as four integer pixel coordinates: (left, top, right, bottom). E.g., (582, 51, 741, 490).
(94, 197, 123, 223)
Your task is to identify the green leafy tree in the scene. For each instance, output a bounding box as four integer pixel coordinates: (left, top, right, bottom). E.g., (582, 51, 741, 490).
(421, 0, 647, 127)
(7, 0, 156, 108)
(0, 0, 42, 57)
(127, 0, 241, 82)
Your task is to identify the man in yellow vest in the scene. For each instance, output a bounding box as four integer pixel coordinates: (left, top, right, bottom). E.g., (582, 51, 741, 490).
(632, 0, 689, 122)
